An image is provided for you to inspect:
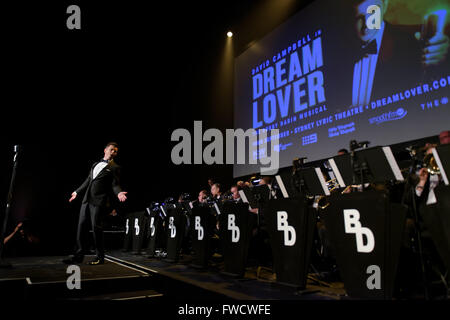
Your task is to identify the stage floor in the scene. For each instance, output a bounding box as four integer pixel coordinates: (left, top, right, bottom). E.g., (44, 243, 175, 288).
(0, 251, 346, 300)
(106, 250, 346, 300)
(0, 255, 161, 300)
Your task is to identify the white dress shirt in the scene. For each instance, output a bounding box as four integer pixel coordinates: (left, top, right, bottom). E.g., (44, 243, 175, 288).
(93, 161, 108, 179)
(352, 22, 385, 107)
(73, 160, 109, 196)
(415, 174, 440, 205)
(267, 184, 277, 200)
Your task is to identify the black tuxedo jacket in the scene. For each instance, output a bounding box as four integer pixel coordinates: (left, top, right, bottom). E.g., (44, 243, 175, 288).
(366, 22, 422, 101)
(75, 160, 123, 207)
(327, 22, 422, 109)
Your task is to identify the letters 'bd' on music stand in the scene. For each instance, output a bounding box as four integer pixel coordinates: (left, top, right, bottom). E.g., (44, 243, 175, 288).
(327, 146, 404, 187)
(274, 167, 330, 198)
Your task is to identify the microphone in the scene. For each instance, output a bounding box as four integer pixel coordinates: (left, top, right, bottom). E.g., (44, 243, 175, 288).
(13, 145, 21, 162)
(359, 141, 370, 148)
(293, 157, 307, 169)
(350, 140, 370, 151)
(406, 144, 420, 155)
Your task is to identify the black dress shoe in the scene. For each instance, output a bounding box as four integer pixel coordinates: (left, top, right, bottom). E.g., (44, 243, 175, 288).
(87, 257, 104, 265)
(62, 255, 84, 264)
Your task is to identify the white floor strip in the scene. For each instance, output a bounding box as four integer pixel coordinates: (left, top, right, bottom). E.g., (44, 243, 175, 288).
(31, 274, 143, 285)
(114, 293, 163, 301)
(105, 257, 148, 275)
(105, 255, 159, 274)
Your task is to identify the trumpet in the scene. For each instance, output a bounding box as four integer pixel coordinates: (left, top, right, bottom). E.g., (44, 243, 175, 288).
(316, 195, 331, 209)
(326, 178, 339, 192)
(325, 178, 358, 193)
(315, 178, 342, 210)
(423, 153, 440, 175)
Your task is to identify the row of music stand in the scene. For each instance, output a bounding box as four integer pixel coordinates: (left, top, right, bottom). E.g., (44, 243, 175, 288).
(267, 145, 450, 299)
(122, 145, 450, 299)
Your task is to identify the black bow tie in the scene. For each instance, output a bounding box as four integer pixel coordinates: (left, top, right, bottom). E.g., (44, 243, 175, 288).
(101, 159, 109, 163)
(357, 40, 378, 60)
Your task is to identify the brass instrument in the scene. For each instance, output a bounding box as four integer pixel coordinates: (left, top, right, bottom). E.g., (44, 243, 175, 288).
(341, 185, 353, 194)
(316, 196, 330, 209)
(315, 179, 364, 210)
(326, 178, 339, 192)
(423, 153, 441, 175)
(401, 143, 441, 177)
(315, 178, 341, 210)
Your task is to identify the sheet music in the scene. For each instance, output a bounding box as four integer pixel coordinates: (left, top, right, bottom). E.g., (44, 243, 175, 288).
(315, 167, 331, 196)
(275, 175, 289, 198)
(432, 147, 449, 185)
(239, 190, 254, 209)
(382, 146, 404, 181)
(328, 158, 346, 187)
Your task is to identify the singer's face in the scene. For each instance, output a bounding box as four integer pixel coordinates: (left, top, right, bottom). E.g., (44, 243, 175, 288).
(353, 0, 385, 43)
(104, 145, 118, 160)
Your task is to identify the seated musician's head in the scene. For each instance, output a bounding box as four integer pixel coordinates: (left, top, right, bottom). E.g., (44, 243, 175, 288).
(259, 176, 273, 185)
(198, 190, 208, 203)
(423, 143, 436, 155)
(230, 185, 240, 200)
(211, 183, 222, 198)
(439, 131, 450, 145)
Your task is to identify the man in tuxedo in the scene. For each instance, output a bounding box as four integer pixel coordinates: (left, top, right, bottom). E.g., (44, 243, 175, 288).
(329, 0, 449, 108)
(210, 183, 224, 202)
(230, 185, 241, 202)
(63, 142, 128, 265)
(415, 132, 450, 205)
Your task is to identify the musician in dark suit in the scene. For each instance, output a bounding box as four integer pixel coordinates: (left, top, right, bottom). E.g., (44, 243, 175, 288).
(63, 142, 127, 265)
(210, 183, 224, 202)
(230, 185, 242, 203)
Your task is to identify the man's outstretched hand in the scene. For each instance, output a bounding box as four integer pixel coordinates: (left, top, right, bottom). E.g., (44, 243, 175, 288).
(118, 191, 128, 202)
(14, 222, 23, 233)
(69, 192, 77, 202)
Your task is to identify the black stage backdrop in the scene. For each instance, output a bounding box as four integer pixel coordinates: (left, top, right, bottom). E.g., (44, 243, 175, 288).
(1, 1, 316, 254)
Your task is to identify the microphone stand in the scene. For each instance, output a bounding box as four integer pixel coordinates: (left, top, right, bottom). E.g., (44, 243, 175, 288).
(402, 152, 428, 299)
(0, 145, 20, 268)
(254, 192, 261, 228)
(292, 157, 307, 197)
(350, 149, 357, 187)
(350, 140, 359, 188)
(350, 141, 370, 192)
